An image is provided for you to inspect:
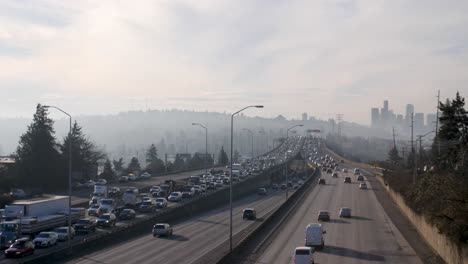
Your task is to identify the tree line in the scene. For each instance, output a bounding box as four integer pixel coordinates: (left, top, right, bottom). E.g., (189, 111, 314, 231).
(0, 104, 232, 193)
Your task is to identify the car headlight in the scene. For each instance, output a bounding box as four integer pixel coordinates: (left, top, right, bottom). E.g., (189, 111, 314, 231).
(105, 220, 109, 223)
(16, 251, 21, 254)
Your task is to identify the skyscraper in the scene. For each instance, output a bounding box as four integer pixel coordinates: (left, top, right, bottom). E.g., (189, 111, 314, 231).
(414, 113, 424, 132)
(371, 108, 379, 127)
(426, 113, 437, 131)
(405, 104, 414, 122)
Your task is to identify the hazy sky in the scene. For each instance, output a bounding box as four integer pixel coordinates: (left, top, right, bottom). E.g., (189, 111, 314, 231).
(1, 0, 467, 124)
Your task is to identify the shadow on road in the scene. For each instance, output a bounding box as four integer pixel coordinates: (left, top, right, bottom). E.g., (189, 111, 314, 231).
(321, 245, 385, 261)
(328, 219, 350, 224)
(159, 234, 189, 241)
(352, 216, 372, 221)
(195, 219, 229, 226)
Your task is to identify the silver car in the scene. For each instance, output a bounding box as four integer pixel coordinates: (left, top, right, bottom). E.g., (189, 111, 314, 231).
(339, 207, 352, 218)
(152, 223, 173, 237)
(54, 227, 75, 241)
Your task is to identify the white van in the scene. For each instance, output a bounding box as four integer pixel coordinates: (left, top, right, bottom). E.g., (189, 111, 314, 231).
(305, 223, 326, 249)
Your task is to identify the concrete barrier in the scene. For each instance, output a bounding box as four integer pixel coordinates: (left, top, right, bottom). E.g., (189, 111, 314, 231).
(375, 175, 468, 264)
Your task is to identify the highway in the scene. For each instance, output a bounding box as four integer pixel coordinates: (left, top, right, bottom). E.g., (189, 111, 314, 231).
(65, 188, 292, 264)
(252, 167, 423, 264)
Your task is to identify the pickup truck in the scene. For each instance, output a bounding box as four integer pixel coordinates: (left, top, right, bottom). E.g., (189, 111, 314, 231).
(73, 218, 97, 234)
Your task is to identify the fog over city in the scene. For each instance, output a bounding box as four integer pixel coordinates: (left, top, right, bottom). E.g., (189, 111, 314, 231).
(1, 1, 467, 124)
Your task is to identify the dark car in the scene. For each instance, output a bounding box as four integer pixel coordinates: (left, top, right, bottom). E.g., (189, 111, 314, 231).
(4, 238, 34, 258)
(74, 218, 97, 234)
(96, 213, 117, 227)
(344, 177, 351, 183)
(272, 184, 279, 190)
(318, 178, 326, 185)
(280, 184, 287, 190)
(327, 169, 333, 174)
(317, 210, 330, 221)
(257, 188, 267, 195)
(242, 208, 256, 220)
(118, 209, 136, 220)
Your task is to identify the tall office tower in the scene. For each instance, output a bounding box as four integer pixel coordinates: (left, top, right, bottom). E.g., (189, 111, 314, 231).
(414, 113, 424, 132)
(371, 108, 380, 127)
(426, 113, 437, 131)
(405, 104, 415, 122)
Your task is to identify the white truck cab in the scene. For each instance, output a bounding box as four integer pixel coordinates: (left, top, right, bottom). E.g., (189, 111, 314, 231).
(305, 223, 326, 249)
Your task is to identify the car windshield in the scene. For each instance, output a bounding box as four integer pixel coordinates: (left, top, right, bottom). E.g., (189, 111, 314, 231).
(91, 205, 99, 209)
(156, 199, 165, 202)
(122, 209, 131, 214)
(170, 192, 178, 196)
(101, 200, 113, 205)
(77, 220, 89, 224)
(12, 242, 25, 249)
(295, 249, 310, 255)
(154, 225, 165, 229)
(37, 233, 50, 238)
(55, 228, 67, 233)
(142, 201, 152, 205)
(100, 215, 110, 220)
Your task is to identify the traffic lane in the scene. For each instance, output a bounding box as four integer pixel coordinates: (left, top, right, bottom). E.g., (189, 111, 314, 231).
(70, 167, 224, 200)
(256, 170, 422, 264)
(67, 188, 290, 264)
(255, 172, 342, 264)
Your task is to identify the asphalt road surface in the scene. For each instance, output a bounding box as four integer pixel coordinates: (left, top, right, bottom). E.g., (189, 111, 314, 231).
(66, 188, 291, 264)
(254, 167, 422, 264)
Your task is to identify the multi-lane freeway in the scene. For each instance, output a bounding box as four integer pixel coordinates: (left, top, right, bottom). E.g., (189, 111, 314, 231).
(252, 165, 422, 264)
(66, 189, 290, 264)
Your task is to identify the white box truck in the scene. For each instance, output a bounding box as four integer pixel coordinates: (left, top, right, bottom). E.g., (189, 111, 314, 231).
(305, 223, 326, 249)
(4, 196, 68, 219)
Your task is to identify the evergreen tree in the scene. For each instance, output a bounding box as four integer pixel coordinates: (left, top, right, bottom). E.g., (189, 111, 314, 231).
(15, 104, 62, 191)
(146, 144, 158, 163)
(127, 157, 141, 173)
(233, 150, 240, 163)
(100, 159, 115, 181)
(218, 146, 228, 165)
(173, 154, 186, 170)
(145, 144, 165, 173)
(113, 158, 125, 175)
(60, 121, 105, 181)
(435, 92, 468, 169)
(388, 147, 402, 166)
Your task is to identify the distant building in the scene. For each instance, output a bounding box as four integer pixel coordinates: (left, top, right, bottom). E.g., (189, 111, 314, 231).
(405, 104, 414, 122)
(302, 113, 308, 121)
(396, 114, 404, 125)
(426, 113, 437, 131)
(414, 113, 424, 131)
(371, 108, 380, 127)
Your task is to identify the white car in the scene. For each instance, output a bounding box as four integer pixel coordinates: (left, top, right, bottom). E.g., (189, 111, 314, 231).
(33, 232, 58, 248)
(84, 180, 96, 188)
(293, 246, 314, 264)
(152, 223, 173, 237)
(141, 172, 151, 179)
(54, 227, 75, 241)
(150, 186, 161, 193)
(168, 192, 182, 202)
(359, 183, 367, 189)
(88, 204, 100, 216)
(95, 179, 107, 185)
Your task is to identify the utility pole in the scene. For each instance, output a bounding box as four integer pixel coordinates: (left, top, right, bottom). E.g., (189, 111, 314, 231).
(392, 127, 397, 150)
(435, 90, 441, 157)
(401, 146, 406, 161)
(411, 113, 416, 184)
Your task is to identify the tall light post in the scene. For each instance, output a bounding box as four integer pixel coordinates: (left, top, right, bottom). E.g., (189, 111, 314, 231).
(230, 105, 263, 252)
(285, 124, 303, 200)
(44, 105, 72, 251)
(192, 123, 208, 176)
(242, 129, 254, 161)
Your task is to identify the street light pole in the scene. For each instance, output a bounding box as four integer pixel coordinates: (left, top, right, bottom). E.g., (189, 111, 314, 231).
(230, 105, 263, 252)
(44, 105, 72, 251)
(285, 124, 303, 200)
(242, 129, 254, 161)
(192, 123, 208, 176)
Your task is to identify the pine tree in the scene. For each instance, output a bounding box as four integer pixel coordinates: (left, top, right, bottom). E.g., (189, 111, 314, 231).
(436, 92, 468, 169)
(388, 147, 402, 166)
(218, 147, 229, 165)
(233, 150, 240, 163)
(61, 121, 105, 181)
(113, 158, 125, 174)
(100, 159, 115, 181)
(15, 104, 62, 191)
(127, 157, 141, 173)
(145, 144, 165, 173)
(173, 154, 186, 170)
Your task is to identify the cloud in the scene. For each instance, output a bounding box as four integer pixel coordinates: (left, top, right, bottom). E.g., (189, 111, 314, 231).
(0, 0, 467, 124)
